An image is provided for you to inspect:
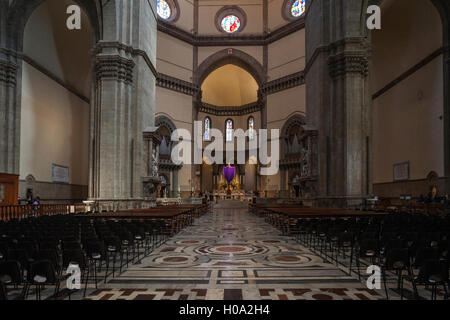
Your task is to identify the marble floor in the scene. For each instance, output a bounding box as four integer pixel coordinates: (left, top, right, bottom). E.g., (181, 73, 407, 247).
(83, 201, 384, 300)
(17, 201, 445, 300)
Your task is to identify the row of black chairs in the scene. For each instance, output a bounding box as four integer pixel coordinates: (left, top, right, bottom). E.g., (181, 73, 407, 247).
(291, 213, 450, 300)
(0, 214, 170, 300)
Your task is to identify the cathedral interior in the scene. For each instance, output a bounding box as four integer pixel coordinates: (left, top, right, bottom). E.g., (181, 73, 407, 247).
(0, 0, 450, 304)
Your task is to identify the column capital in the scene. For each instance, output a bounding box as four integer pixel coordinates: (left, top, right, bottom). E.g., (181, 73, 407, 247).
(94, 54, 135, 84)
(93, 41, 158, 78)
(0, 59, 17, 87)
(328, 53, 369, 79)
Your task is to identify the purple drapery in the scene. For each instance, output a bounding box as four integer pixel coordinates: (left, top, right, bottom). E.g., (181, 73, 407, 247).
(223, 166, 236, 184)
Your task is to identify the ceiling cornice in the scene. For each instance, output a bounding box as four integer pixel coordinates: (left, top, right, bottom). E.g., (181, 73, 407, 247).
(157, 17, 305, 47)
(198, 101, 264, 116)
(261, 71, 305, 95)
(156, 70, 305, 97)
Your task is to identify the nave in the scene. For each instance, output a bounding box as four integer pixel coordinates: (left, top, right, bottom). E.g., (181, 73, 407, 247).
(87, 204, 375, 300)
(76, 202, 386, 300)
(85, 203, 448, 301)
(0, 203, 393, 300)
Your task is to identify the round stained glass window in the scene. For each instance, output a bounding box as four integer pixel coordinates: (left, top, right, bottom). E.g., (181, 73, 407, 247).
(157, 0, 172, 20)
(221, 15, 241, 33)
(291, 0, 306, 17)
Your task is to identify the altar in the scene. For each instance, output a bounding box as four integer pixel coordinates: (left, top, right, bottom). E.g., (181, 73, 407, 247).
(211, 164, 250, 201)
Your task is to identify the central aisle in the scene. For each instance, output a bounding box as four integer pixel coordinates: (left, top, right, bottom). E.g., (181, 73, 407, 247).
(86, 202, 383, 300)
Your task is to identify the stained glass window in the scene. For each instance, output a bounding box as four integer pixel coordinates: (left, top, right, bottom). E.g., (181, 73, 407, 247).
(204, 117, 211, 141)
(221, 15, 241, 33)
(226, 119, 234, 142)
(248, 117, 255, 140)
(157, 0, 171, 20)
(291, 0, 306, 17)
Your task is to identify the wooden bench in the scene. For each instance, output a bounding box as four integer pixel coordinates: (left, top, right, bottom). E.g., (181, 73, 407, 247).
(249, 203, 304, 216)
(76, 203, 209, 235)
(259, 206, 387, 235)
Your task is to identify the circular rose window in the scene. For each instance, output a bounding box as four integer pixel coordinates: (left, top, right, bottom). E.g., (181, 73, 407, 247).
(291, 0, 306, 17)
(157, 0, 172, 20)
(221, 15, 241, 33)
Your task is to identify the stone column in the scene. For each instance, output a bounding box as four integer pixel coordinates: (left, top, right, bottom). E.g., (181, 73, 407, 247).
(259, 90, 268, 130)
(0, 48, 21, 175)
(327, 40, 371, 207)
(173, 168, 179, 197)
(89, 0, 158, 209)
(0, 1, 19, 174)
(305, 0, 372, 208)
(90, 51, 135, 203)
(0, 11, 22, 178)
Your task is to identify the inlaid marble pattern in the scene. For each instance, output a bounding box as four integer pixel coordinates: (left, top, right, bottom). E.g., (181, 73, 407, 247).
(84, 287, 382, 300)
(12, 202, 443, 300)
(82, 201, 387, 300)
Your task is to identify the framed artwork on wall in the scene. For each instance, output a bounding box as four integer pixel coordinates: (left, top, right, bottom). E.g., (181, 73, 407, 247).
(393, 162, 409, 181)
(52, 164, 70, 184)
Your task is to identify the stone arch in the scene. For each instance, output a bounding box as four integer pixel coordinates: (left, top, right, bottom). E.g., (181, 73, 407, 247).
(195, 48, 265, 87)
(281, 114, 306, 138)
(6, 0, 102, 50)
(427, 171, 439, 182)
(155, 115, 177, 134)
(280, 114, 306, 158)
(361, 0, 446, 37)
(156, 115, 177, 159)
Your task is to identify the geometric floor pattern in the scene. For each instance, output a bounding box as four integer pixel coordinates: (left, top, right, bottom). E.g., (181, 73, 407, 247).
(14, 201, 443, 300)
(84, 201, 385, 300)
(84, 287, 382, 300)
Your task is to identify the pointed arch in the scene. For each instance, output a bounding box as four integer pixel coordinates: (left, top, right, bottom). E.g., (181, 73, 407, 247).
(156, 115, 177, 159)
(6, 0, 102, 50)
(155, 115, 177, 134)
(281, 114, 306, 158)
(195, 48, 265, 87)
(281, 114, 306, 138)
